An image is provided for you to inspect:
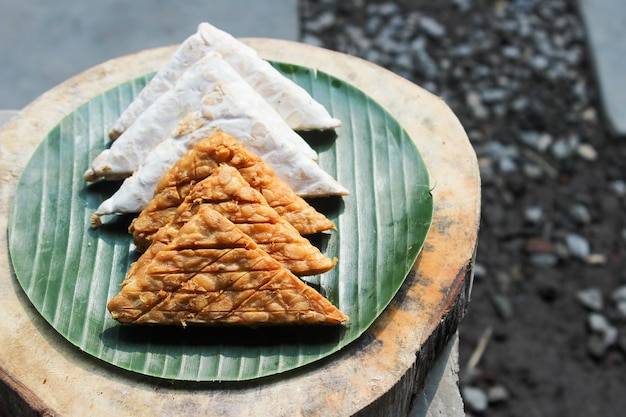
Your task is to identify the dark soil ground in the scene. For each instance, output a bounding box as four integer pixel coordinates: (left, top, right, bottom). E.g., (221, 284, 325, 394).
(300, 1, 626, 416)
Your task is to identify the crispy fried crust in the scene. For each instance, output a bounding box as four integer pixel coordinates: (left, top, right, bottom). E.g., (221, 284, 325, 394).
(148, 164, 336, 276)
(108, 206, 348, 326)
(129, 132, 335, 251)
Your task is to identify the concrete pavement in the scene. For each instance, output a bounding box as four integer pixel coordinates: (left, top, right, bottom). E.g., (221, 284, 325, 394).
(0, 0, 298, 110)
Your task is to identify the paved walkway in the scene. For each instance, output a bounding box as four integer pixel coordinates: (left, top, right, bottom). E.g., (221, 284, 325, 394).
(0, 0, 298, 110)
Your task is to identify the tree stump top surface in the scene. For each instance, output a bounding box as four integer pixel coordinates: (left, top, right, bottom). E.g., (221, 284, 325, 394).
(0, 39, 480, 417)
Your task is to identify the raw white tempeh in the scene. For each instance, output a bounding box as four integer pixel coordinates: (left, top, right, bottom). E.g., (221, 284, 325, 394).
(91, 59, 349, 225)
(109, 22, 341, 139)
(85, 52, 317, 182)
(91, 138, 193, 224)
(107, 34, 208, 140)
(85, 52, 220, 181)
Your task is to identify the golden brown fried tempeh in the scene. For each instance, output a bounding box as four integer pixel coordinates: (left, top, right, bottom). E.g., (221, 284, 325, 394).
(108, 206, 348, 326)
(130, 132, 335, 250)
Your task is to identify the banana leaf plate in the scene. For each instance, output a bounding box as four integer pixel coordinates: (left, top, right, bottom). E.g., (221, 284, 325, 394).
(7, 62, 432, 382)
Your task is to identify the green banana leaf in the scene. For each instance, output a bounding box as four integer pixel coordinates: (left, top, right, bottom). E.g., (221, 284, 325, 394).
(8, 62, 432, 382)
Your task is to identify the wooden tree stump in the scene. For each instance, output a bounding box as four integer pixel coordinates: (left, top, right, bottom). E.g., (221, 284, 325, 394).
(0, 39, 480, 417)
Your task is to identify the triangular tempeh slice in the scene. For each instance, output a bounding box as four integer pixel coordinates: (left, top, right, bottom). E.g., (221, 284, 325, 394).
(107, 206, 348, 326)
(156, 164, 336, 276)
(109, 22, 340, 140)
(86, 50, 318, 183)
(126, 164, 336, 277)
(129, 132, 335, 250)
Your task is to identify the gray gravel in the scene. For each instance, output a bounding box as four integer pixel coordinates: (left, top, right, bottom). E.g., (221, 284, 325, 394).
(300, 0, 626, 415)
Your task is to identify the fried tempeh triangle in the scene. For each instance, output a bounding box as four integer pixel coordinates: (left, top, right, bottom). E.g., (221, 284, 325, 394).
(129, 132, 335, 250)
(152, 164, 336, 276)
(107, 206, 348, 326)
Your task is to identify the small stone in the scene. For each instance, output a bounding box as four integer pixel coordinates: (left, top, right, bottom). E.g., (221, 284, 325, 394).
(518, 131, 552, 152)
(586, 253, 607, 265)
(529, 54, 550, 71)
(569, 203, 591, 225)
(502, 45, 521, 59)
(395, 53, 413, 70)
(587, 313, 618, 358)
(498, 157, 518, 173)
(581, 108, 597, 122)
(588, 312, 612, 334)
(577, 143, 598, 161)
(422, 81, 438, 94)
(345, 26, 371, 51)
(418, 15, 446, 38)
(454, 44, 474, 58)
(511, 96, 530, 111)
(473, 262, 488, 278)
(610, 180, 626, 197)
(524, 206, 544, 224)
(466, 91, 481, 108)
(480, 141, 519, 160)
(481, 88, 508, 104)
(522, 163, 544, 179)
(377, 2, 400, 16)
(487, 385, 509, 403)
(305, 11, 336, 32)
(364, 15, 383, 35)
(491, 293, 514, 320)
(376, 25, 400, 52)
(410, 37, 439, 78)
(551, 138, 575, 159)
(462, 386, 489, 413)
(466, 91, 489, 119)
(615, 300, 626, 319)
(554, 242, 571, 260)
(576, 288, 604, 311)
(452, 0, 472, 12)
(611, 285, 626, 302)
(565, 233, 590, 260)
(529, 253, 559, 268)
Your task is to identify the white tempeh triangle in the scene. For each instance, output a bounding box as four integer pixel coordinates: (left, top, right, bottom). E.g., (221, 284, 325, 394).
(85, 51, 319, 183)
(91, 59, 349, 225)
(108, 22, 341, 139)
